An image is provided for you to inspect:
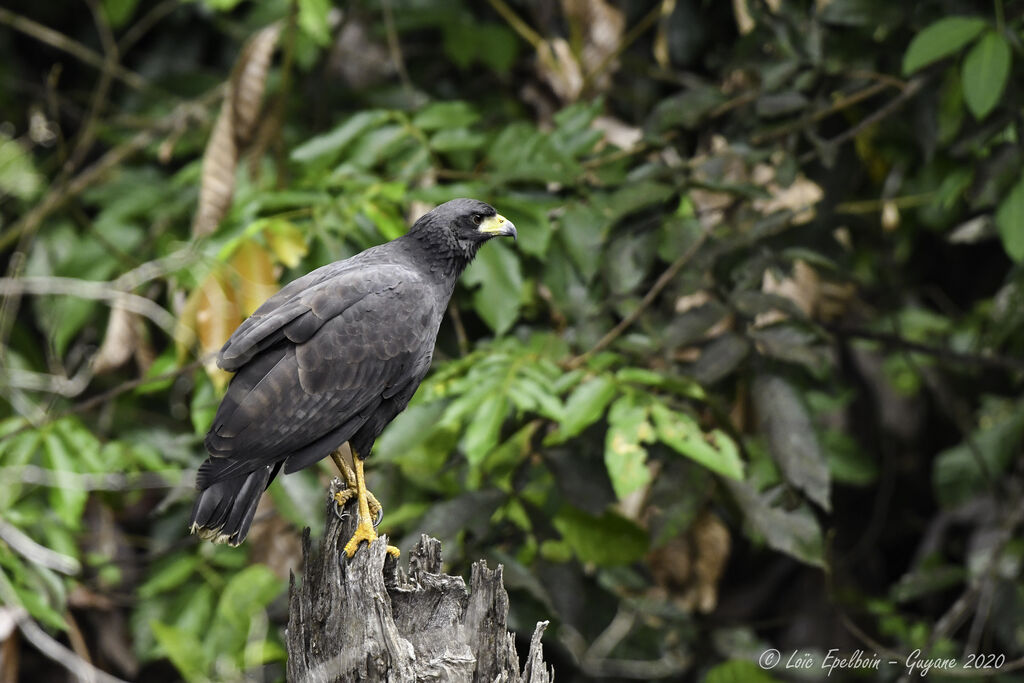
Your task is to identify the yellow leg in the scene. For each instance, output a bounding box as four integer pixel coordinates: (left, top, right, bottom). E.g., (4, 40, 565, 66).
(340, 457, 399, 558)
(331, 449, 383, 521)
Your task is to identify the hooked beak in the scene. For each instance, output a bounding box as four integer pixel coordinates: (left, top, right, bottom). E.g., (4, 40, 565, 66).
(478, 213, 517, 242)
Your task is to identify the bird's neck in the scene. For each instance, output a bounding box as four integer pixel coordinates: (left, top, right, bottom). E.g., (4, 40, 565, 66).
(404, 230, 479, 281)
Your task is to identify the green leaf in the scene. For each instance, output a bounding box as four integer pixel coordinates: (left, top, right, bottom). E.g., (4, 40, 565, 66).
(298, 0, 331, 45)
(558, 203, 610, 283)
(210, 564, 283, 657)
(413, 102, 480, 131)
(933, 399, 1024, 507)
(42, 430, 87, 528)
(556, 374, 618, 440)
(553, 506, 648, 566)
(462, 241, 523, 335)
(268, 469, 322, 529)
(430, 128, 487, 152)
(751, 374, 831, 510)
(152, 621, 209, 682)
(461, 394, 507, 465)
(0, 430, 40, 510)
(962, 31, 1011, 119)
(650, 403, 745, 480)
(902, 17, 987, 75)
(291, 111, 389, 163)
(997, 176, 1024, 262)
(604, 396, 654, 500)
(215, 564, 283, 628)
(0, 133, 43, 201)
(101, 0, 138, 28)
(648, 87, 726, 132)
(139, 554, 200, 598)
(726, 480, 825, 567)
(190, 372, 219, 436)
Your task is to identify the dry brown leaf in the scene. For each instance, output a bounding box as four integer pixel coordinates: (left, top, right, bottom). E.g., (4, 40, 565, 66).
(564, 0, 624, 80)
(647, 510, 730, 613)
(181, 265, 243, 387)
(537, 38, 584, 103)
(192, 104, 238, 237)
(688, 136, 748, 229)
(592, 115, 642, 151)
(232, 24, 282, 146)
(760, 259, 820, 324)
(93, 305, 139, 374)
(653, 0, 677, 68)
(752, 173, 823, 224)
(179, 238, 281, 386)
(192, 24, 281, 237)
(536, 0, 624, 103)
(732, 0, 755, 35)
(688, 511, 730, 613)
(759, 259, 855, 324)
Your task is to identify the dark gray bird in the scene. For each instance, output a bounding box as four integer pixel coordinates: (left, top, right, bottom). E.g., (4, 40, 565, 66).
(189, 198, 516, 554)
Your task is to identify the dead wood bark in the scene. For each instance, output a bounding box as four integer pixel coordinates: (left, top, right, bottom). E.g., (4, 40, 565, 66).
(286, 478, 553, 683)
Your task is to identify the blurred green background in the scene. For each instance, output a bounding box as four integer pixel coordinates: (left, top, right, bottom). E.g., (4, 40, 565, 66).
(1, 0, 1023, 681)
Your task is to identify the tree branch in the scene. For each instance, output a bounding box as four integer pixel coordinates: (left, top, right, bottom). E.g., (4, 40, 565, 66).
(0, 6, 148, 93)
(567, 227, 710, 369)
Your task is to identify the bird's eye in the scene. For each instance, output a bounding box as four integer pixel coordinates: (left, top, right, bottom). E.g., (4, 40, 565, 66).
(472, 214, 483, 225)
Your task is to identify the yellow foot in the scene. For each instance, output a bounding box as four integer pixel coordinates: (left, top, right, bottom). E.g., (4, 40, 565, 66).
(333, 485, 384, 524)
(333, 450, 399, 559)
(342, 520, 400, 558)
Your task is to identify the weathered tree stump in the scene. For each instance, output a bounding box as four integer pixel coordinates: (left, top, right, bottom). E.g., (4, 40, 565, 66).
(286, 479, 553, 682)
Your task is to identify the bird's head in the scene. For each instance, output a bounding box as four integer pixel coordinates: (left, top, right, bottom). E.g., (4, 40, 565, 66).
(410, 198, 516, 253)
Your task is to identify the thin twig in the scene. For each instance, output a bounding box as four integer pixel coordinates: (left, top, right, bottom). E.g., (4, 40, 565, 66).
(798, 77, 925, 164)
(0, 6, 148, 92)
(381, 0, 415, 104)
(448, 300, 469, 357)
(0, 521, 80, 574)
(0, 86, 223, 252)
(751, 80, 891, 145)
(0, 466, 190, 491)
(826, 325, 1024, 373)
(0, 276, 180, 340)
(62, 0, 120, 173)
(0, 357, 206, 446)
(0, 568, 129, 683)
(1, 366, 92, 397)
(567, 227, 710, 369)
(117, 0, 179, 53)
(486, 0, 544, 50)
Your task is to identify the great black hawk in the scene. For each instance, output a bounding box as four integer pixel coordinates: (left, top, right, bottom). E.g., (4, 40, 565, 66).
(189, 199, 516, 556)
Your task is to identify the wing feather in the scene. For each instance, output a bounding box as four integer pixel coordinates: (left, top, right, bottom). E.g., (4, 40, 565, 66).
(202, 265, 436, 484)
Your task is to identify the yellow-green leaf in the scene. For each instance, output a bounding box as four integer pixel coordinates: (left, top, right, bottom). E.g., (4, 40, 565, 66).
(264, 219, 308, 268)
(650, 403, 744, 480)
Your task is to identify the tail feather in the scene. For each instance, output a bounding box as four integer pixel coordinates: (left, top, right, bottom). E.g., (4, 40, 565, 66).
(189, 465, 273, 546)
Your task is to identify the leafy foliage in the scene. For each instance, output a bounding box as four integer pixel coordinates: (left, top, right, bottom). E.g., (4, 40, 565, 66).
(1, 0, 1024, 681)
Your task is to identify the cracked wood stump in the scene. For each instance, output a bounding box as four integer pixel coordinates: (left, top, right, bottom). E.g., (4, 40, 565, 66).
(286, 479, 553, 682)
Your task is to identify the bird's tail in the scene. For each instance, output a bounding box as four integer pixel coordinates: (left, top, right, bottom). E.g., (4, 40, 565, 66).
(189, 465, 272, 546)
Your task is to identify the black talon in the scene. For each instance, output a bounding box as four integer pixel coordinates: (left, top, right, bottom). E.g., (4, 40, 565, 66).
(332, 498, 349, 522)
(373, 505, 384, 528)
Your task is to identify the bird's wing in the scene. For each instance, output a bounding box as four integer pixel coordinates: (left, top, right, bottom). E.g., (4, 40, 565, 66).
(217, 251, 390, 370)
(201, 263, 439, 483)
